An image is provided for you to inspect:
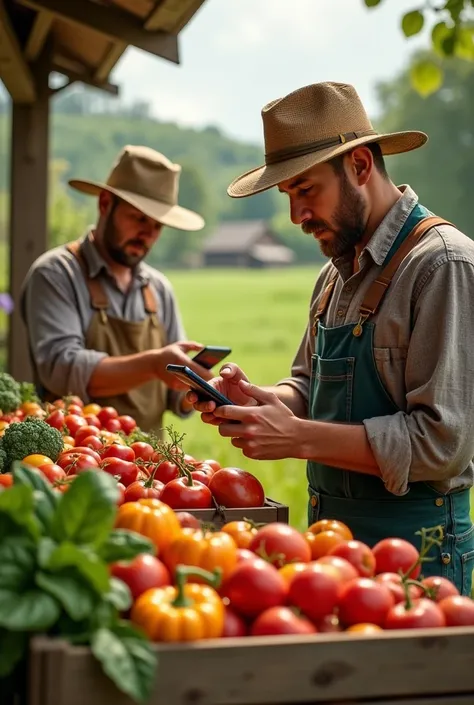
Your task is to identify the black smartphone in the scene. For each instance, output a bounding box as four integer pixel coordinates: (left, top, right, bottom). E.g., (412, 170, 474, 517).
(166, 364, 235, 407)
(191, 345, 232, 370)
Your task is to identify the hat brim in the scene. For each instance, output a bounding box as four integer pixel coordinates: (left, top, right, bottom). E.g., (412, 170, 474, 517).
(227, 130, 428, 198)
(68, 180, 205, 232)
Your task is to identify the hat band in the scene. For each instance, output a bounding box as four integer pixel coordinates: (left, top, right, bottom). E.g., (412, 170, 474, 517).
(265, 129, 378, 165)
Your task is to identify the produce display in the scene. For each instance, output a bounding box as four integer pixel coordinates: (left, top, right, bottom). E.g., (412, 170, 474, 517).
(1, 371, 474, 704)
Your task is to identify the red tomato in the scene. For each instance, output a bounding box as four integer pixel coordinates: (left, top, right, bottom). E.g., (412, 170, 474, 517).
(110, 554, 171, 601)
(131, 442, 155, 462)
(124, 479, 164, 502)
(60, 446, 102, 464)
(116, 482, 126, 506)
(385, 598, 446, 629)
(327, 540, 376, 578)
(236, 548, 260, 564)
(183, 453, 198, 465)
(118, 415, 137, 435)
(64, 414, 87, 437)
(175, 512, 201, 530)
(83, 414, 102, 429)
(317, 613, 342, 633)
(201, 458, 221, 473)
(338, 577, 395, 627)
(105, 418, 122, 433)
(67, 396, 84, 409)
(251, 606, 316, 636)
(438, 596, 474, 626)
(154, 460, 180, 484)
(221, 558, 288, 619)
(38, 463, 67, 484)
(74, 425, 101, 447)
(102, 444, 136, 462)
(97, 406, 118, 424)
(421, 576, 460, 602)
(101, 458, 139, 487)
(66, 403, 83, 416)
(190, 465, 215, 487)
(222, 605, 248, 637)
(372, 537, 421, 580)
(45, 409, 65, 431)
(374, 572, 422, 604)
(159, 477, 213, 509)
(81, 435, 104, 452)
(248, 523, 311, 568)
(209, 467, 265, 508)
(57, 453, 99, 474)
(316, 555, 359, 583)
(0, 474, 13, 488)
(287, 563, 342, 622)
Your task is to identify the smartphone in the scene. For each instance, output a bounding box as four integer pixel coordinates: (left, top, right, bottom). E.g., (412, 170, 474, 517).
(166, 364, 235, 407)
(191, 345, 232, 370)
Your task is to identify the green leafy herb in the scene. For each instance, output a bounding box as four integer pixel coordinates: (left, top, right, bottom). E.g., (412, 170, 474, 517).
(99, 529, 155, 563)
(35, 570, 98, 622)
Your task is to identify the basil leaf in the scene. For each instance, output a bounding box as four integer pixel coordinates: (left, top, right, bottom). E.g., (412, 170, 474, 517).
(12, 462, 58, 533)
(99, 529, 155, 564)
(36, 570, 98, 621)
(106, 578, 132, 612)
(91, 623, 157, 703)
(51, 470, 118, 548)
(46, 542, 110, 593)
(0, 629, 28, 677)
(0, 484, 40, 540)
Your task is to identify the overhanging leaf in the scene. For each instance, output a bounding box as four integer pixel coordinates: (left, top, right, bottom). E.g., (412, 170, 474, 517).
(0, 588, 60, 631)
(455, 25, 474, 59)
(401, 10, 424, 37)
(36, 570, 98, 621)
(0, 484, 40, 540)
(51, 470, 118, 548)
(410, 58, 443, 97)
(46, 542, 110, 594)
(91, 623, 157, 703)
(364, 0, 382, 6)
(12, 462, 59, 533)
(432, 21, 455, 56)
(99, 529, 155, 564)
(105, 578, 132, 613)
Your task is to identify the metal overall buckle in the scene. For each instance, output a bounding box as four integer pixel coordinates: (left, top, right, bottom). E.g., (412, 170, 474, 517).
(352, 312, 369, 337)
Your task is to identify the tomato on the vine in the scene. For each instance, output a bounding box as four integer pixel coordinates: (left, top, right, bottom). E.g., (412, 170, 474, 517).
(38, 463, 67, 484)
(438, 595, 474, 626)
(338, 577, 395, 627)
(248, 523, 311, 568)
(385, 598, 446, 629)
(102, 443, 136, 462)
(131, 442, 155, 462)
(327, 540, 376, 578)
(101, 457, 139, 487)
(154, 460, 180, 484)
(420, 576, 460, 602)
(208, 467, 265, 508)
(124, 478, 164, 502)
(160, 476, 213, 509)
(372, 537, 421, 580)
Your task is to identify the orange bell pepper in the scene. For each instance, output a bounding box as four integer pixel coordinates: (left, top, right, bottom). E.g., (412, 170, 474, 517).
(131, 565, 224, 642)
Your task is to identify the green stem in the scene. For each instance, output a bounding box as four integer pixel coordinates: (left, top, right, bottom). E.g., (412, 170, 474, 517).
(400, 525, 444, 609)
(143, 458, 164, 488)
(172, 565, 223, 608)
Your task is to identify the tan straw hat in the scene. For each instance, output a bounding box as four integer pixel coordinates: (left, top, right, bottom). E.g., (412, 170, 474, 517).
(69, 145, 205, 231)
(228, 82, 428, 198)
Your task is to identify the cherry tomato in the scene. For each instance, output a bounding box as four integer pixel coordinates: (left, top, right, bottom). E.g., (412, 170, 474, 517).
(372, 537, 421, 580)
(222, 605, 248, 637)
(102, 443, 136, 462)
(251, 606, 316, 636)
(101, 457, 139, 487)
(131, 442, 155, 462)
(305, 530, 347, 559)
(74, 425, 101, 446)
(307, 519, 353, 541)
(81, 435, 104, 452)
(154, 460, 180, 484)
(118, 415, 137, 435)
(83, 414, 102, 429)
(159, 476, 213, 509)
(327, 540, 376, 578)
(64, 414, 87, 437)
(124, 479, 164, 503)
(83, 403, 101, 416)
(105, 418, 122, 433)
(60, 446, 101, 464)
(374, 572, 422, 604)
(316, 555, 359, 583)
(37, 463, 67, 484)
(66, 403, 83, 416)
(438, 595, 474, 626)
(385, 598, 446, 629)
(97, 406, 118, 424)
(110, 554, 171, 601)
(45, 409, 65, 431)
(338, 577, 395, 627)
(57, 452, 99, 474)
(248, 523, 311, 568)
(221, 558, 288, 619)
(287, 563, 342, 622)
(420, 576, 460, 602)
(208, 467, 265, 508)
(201, 458, 221, 473)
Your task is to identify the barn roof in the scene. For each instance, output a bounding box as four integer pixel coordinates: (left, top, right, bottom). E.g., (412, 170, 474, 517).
(203, 219, 274, 254)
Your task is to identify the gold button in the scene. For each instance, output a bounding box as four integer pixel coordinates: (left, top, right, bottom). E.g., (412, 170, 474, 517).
(435, 498, 444, 507)
(337, 309, 344, 317)
(442, 553, 451, 565)
(346, 286, 352, 294)
(310, 496, 318, 507)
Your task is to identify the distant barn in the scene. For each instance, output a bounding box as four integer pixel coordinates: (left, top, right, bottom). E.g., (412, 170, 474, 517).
(202, 220, 295, 268)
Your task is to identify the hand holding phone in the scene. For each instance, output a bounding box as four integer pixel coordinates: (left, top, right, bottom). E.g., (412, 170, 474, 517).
(191, 345, 232, 370)
(166, 364, 235, 407)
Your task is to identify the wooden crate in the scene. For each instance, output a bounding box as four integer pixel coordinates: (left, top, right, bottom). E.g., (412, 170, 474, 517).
(27, 626, 474, 705)
(186, 497, 289, 528)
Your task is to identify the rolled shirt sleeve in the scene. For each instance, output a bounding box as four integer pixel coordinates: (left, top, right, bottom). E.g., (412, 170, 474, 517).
(364, 259, 474, 495)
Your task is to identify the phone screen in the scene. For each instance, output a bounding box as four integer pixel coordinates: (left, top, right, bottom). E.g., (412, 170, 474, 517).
(192, 346, 231, 370)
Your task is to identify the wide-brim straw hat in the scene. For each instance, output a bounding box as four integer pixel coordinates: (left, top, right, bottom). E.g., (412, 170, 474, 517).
(69, 145, 205, 231)
(228, 82, 428, 198)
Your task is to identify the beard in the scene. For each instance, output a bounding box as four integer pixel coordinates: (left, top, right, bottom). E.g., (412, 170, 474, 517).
(302, 172, 366, 259)
(102, 213, 150, 268)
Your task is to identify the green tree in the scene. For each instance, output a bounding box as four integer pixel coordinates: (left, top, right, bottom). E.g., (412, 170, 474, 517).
(48, 159, 91, 248)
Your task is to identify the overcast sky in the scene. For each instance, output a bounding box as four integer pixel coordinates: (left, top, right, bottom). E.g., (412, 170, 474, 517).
(112, 0, 429, 145)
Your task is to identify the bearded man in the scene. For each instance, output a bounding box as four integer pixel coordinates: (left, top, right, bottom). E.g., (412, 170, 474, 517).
(21, 145, 212, 432)
(188, 82, 474, 594)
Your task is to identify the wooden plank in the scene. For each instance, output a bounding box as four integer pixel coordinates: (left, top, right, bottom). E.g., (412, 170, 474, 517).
(94, 42, 126, 82)
(17, 0, 180, 64)
(187, 498, 289, 528)
(0, 0, 36, 103)
(28, 628, 474, 705)
(145, 0, 207, 33)
(25, 10, 54, 61)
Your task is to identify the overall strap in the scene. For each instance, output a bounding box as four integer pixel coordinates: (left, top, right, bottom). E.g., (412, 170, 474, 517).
(66, 240, 109, 311)
(312, 270, 338, 336)
(353, 216, 454, 336)
(141, 283, 158, 314)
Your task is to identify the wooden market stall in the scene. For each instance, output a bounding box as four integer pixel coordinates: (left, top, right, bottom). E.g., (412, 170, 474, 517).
(0, 0, 206, 382)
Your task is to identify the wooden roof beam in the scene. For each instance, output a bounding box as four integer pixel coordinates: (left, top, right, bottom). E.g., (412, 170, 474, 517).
(0, 0, 36, 102)
(145, 0, 206, 33)
(25, 9, 54, 61)
(17, 0, 180, 63)
(52, 54, 119, 95)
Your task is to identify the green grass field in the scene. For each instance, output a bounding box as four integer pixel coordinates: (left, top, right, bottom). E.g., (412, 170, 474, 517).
(159, 266, 319, 531)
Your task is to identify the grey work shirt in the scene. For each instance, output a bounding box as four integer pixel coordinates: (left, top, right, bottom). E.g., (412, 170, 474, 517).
(20, 231, 189, 417)
(277, 185, 474, 497)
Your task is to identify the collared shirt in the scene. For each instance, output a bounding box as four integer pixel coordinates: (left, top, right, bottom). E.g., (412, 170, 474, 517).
(20, 231, 188, 416)
(277, 185, 474, 496)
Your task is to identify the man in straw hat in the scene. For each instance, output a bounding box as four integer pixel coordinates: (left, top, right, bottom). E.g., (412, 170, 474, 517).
(21, 145, 212, 433)
(188, 82, 474, 593)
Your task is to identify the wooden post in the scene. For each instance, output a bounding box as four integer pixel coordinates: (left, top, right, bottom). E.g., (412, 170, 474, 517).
(7, 42, 51, 381)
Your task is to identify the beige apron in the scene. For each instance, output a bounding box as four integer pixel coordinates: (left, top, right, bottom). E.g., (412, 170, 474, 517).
(65, 240, 168, 434)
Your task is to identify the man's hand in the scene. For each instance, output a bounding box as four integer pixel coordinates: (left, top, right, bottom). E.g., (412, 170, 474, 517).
(154, 341, 213, 390)
(213, 380, 300, 460)
(186, 363, 257, 426)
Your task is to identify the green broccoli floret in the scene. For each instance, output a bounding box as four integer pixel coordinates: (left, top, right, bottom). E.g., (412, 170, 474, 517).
(18, 381, 40, 405)
(0, 372, 21, 414)
(2, 416, 63, 470)
(0, 440, 6, 473)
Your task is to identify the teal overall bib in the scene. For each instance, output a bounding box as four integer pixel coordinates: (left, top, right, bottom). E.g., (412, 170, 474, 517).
(307, 204, 474, 595)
